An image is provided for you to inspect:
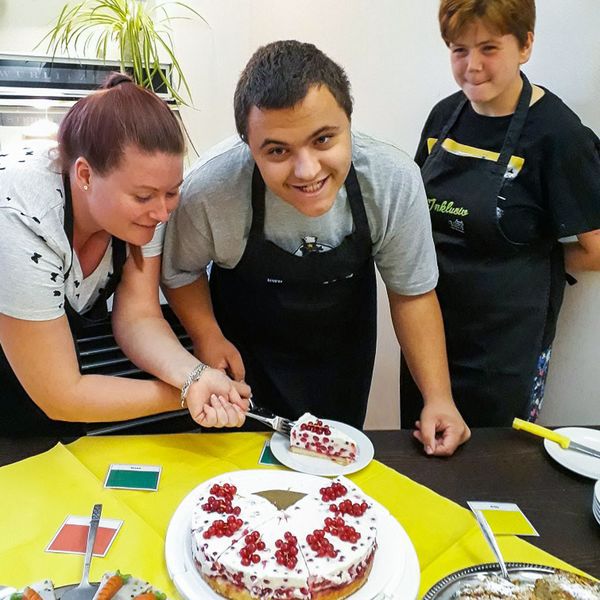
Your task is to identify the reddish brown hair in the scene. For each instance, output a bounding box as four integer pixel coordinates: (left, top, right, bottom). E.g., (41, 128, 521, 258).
(439, 0, 536, 48)
(57, 72, 184, 175)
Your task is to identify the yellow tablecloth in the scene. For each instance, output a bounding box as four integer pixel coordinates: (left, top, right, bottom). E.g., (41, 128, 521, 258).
(0, 433, 589, 598)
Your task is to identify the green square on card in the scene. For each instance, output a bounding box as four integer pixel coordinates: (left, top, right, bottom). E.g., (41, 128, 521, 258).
(106, 468, 159, 490)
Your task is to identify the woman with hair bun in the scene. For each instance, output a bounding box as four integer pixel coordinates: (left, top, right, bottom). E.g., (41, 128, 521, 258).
(402, 0, 600, 429)
(0, 73, 250, 435)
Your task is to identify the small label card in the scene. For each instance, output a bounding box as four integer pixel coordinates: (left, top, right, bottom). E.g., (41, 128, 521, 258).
(46, 516, 122, 556)
(258, 441, 283, 466)
(468, 501, 539, 536)
(104, 464, 162, 491)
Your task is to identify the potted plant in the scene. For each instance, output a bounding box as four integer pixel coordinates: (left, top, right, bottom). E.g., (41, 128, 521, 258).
(39, 0, 205, 104)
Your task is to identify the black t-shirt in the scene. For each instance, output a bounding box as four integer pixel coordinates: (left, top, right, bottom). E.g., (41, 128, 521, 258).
(416, 88, 600, 244)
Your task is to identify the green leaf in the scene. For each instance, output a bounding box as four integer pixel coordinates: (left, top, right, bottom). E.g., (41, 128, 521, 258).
(36, 0, 206, 104)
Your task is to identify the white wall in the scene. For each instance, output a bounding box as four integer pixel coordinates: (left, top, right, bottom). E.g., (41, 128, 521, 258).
(1, 0, 598, 427)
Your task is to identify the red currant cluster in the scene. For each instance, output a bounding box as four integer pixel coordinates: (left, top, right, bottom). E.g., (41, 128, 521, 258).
(209, 483, 237, 497)
(299, 420, 331, 436)
(238, 531, 266, 566)
(329, 499, 369, 517)
(201, 495, 241, 515)
(274, 531, 299, 570)
(306, 529, 338, 558)
(202, 515, 243, 539)
(324, 516, 361, 543)
(202, 483, 241, 515)
(319, 482, 348, 502)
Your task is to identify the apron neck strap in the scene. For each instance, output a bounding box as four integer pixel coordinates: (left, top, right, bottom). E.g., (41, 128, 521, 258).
(343, 163, 369, 233)
(250, 164, 267, 237)
(433, 97, 468, 155)
(493, 72, 532, 176)
(62, 174, 76, 281)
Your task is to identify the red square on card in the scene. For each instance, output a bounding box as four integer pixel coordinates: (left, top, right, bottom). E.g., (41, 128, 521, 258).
(48, 524, 116, 555)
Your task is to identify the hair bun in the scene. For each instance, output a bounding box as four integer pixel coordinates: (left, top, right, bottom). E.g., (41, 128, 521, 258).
(101, 72, 135, 89)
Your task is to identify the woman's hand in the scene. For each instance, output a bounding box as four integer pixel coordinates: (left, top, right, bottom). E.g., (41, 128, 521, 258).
(185, 367, 251, 428)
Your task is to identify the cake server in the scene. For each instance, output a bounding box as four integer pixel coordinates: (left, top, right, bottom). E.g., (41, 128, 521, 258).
(473, 509, 510, 581)
(513, 418, 600, 459)
(246, 400, 295, 435)
(62, 504, 102, 600)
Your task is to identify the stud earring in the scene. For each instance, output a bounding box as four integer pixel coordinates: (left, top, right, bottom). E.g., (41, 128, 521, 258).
(83, 185, 89, 191)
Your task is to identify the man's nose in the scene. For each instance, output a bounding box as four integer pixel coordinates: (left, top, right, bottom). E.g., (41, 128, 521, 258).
(294, 149, 320, 181)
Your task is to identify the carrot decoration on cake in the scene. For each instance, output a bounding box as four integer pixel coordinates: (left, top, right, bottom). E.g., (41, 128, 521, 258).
(95, 571, 130, 600)
(10, 587, 44, 600)
(9, 580, 56, 600)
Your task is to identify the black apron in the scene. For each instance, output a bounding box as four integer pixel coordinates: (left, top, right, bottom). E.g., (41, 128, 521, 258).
(401, 74, 565, 427)
(210, 164, 377, 429)
(0, 175, 126, 437)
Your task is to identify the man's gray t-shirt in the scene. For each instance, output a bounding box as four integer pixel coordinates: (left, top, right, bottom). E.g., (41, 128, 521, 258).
(0, 149, 164, 321)
(162, 131, 438, 295)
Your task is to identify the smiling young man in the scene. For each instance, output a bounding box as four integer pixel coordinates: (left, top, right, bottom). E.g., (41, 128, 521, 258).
(162, 40, 471, 456)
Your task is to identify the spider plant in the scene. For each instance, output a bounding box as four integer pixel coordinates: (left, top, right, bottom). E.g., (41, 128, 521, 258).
(38, 0, 206, 105)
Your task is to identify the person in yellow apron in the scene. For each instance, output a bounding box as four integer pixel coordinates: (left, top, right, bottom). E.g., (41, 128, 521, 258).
(401, 0, 600, 427)
(0, 73, 249, 436)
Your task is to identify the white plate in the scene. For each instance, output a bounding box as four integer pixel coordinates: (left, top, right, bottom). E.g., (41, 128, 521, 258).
(543, 427, 600, 479)
(595, 480, 600, 506)
(165, 470, 419, 600)
(270, 419, 375, 476)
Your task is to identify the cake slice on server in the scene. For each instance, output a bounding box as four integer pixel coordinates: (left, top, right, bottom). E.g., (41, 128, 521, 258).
(289, 413, 358, 465)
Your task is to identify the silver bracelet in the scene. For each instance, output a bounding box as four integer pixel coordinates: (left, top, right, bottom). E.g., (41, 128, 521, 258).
(180, 362, 210, 408)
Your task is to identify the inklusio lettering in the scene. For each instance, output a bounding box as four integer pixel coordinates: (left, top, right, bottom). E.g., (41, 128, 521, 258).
(428, 198, 469, 217)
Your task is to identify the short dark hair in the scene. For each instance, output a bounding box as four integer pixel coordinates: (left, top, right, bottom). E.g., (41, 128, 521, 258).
(234, 40, 353, 142)
(57, 72, 185, 175)
(439, 0, 536, 48)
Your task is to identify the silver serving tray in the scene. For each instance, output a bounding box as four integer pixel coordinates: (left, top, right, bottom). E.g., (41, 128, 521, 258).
(423, 562, 556, 599)
(0, 584, 98, 600)
(55, 584, 99, 599)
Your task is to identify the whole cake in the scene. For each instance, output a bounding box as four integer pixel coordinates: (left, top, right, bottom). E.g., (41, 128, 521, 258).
(289, 414, 358, 465)
(191, 476, 378, 599)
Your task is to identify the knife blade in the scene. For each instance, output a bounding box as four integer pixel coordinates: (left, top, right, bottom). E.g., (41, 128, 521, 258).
(513, 418, 600, 459)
